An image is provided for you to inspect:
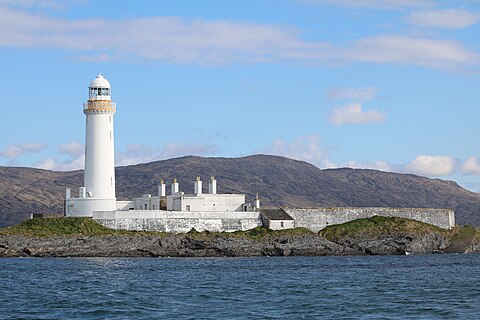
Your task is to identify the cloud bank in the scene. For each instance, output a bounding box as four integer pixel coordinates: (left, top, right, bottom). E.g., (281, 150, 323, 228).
(404, 155, 457, 176)
(0, 5, 477, 70)
(0, 142, 47, 158)
(329, 103, 386, 125)
(258, 134, 335, 168)
(462, 156, 480, 175)
(406, 9, 480, 29)
(301, 0, 435, 9)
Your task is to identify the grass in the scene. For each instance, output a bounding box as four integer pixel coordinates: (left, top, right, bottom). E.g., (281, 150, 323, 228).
(319, 216, 448, 242)
(448, 225, 478, 243)
(0, 218, 312, 239)
(0, 217, 164, 237)
(232, 226, 312, 240)
(2, 216, 478, 245)
(184, 226, 313, 241)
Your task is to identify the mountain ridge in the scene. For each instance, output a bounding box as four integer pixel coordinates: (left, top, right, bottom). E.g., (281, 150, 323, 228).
(1, 154, 479, 227)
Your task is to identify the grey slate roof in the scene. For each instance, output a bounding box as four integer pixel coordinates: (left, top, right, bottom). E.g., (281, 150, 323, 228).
(260, 208, 294, 221)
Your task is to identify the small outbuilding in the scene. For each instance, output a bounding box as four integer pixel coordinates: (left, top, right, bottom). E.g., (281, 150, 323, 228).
(260, 208, 295, 230)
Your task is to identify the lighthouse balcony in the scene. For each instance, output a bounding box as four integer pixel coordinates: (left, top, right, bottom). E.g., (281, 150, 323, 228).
(83, 101, 116, 112)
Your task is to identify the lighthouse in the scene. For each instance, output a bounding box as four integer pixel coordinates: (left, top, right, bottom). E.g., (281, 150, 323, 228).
(65, 74, 117, 217)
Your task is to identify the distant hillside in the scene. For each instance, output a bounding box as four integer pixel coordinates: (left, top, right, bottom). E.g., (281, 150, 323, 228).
(1, 155, 479, 227)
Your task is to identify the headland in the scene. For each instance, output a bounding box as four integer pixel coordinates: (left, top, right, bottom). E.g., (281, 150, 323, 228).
(1, 217, 478, 257)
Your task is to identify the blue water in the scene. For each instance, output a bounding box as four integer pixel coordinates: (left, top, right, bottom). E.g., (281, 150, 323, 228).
(1, 255, 480, 319)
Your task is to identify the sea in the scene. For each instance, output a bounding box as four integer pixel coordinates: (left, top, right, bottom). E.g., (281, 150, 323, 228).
(1, 254, 480, 319)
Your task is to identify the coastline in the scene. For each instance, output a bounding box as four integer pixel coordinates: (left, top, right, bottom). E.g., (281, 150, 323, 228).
(0, 231, 465, 258)
(1, 217, 477, 258)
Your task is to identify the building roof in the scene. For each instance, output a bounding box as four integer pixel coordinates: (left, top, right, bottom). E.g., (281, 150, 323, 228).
(260, 208, 294, 220)
(89, 74, 110, 88)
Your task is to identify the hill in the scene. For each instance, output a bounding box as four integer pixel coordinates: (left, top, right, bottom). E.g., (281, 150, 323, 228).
(1, 154, 479, 227)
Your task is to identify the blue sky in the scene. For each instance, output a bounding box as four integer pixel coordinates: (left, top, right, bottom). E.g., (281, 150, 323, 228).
(0, 0, 479, 191)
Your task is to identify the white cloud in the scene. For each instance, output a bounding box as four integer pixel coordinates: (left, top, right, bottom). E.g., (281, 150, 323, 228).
(301, 0, 435, 9)
(0, 6, 477, 70)
(327, 87, 378, 101)
(58, 141, 84, 157)
(0, 142, 47, 158)
(32, 140, 85, 171)
(330, 103, 386, 125)
(32, 141, 217, 170)
(345, 160, 393, 172)
(33, 155, 84, 171)
(258, 134, 335, 168)
(116, 143, 217, 166)
(406, 9, 480, 29)
(341, 35, 478, 70)
(404, 155, 457, 176)
(0, 6, 328, 65)
(461, 156, 480, 175)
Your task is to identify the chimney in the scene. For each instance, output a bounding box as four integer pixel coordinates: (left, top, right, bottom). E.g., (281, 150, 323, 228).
(66, 188, 71, 199)
(171, 178, 179, 195)
(79, 187, 86, 198)
(255, 193, 260, 210)
(194, 176, 202, 195)
(158, 179, 166, 197)
(209, 175, 217, 194)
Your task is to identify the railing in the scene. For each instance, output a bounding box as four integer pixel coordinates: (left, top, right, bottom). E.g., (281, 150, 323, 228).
(83, 101, 116, 111)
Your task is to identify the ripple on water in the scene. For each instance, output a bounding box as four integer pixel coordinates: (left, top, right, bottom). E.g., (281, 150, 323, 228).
(1, 255, 480, 319)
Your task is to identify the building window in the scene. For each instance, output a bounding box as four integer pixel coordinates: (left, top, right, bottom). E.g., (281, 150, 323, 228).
(186, 205, 190, 211)
(280, 222, 284, 228)
(144, 204, 147, 210)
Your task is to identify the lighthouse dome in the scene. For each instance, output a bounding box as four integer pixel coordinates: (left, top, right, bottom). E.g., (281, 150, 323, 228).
(89, 74, 110, 88)
(88, 74, 111, 100)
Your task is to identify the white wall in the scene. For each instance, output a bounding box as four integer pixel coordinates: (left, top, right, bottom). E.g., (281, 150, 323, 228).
(93, 210, 262, 233)
(65, 198, 117, 217)
(129, 195, 161, 210)
(285, 207, 455, 232)
(166, 194, 245, 212)
(267, 220, 295, 231)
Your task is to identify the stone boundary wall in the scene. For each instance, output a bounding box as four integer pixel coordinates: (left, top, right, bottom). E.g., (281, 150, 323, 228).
(284, 207, 455, 232)
(93, 210, 262, 233)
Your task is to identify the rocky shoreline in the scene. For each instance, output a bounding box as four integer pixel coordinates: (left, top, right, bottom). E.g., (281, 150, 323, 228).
(0, 231, 468, 258)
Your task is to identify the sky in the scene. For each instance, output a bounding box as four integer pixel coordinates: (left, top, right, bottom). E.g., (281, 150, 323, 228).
(0, 0, 479, 192)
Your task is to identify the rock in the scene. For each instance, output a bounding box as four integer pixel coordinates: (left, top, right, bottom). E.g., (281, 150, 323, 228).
(333, 232, 450, 255)
(0, 230, 456, 257)
(0, 233, 361, 257)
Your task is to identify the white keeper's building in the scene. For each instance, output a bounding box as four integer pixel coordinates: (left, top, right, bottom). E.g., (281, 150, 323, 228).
(63, 74, 455, 233)
(65, 74, 264, 233)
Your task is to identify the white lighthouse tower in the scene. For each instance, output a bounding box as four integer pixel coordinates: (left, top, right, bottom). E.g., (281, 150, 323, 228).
(65, 74, 117, 217)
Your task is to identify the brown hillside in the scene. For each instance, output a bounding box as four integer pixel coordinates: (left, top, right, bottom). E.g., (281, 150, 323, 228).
(1, 155, 479, 227)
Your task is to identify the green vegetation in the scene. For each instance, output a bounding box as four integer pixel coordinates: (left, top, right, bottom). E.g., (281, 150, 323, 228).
(319, 216, 448, 242)
(183, 226, 313, 241)
(233, 226, 312, 240)
(449, 225, 478, 243)
(0, 218, 312, 240)
(3, 217, 479, 247)
(0, 217, 164, 237)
